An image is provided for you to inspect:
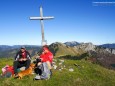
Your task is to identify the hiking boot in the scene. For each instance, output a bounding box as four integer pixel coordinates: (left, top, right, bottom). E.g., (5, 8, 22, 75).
(33, 78, 41, 80)
(33, 75, 41, 80)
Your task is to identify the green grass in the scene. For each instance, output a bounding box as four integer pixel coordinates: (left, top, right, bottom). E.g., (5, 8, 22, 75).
(0, 58, 115, 86)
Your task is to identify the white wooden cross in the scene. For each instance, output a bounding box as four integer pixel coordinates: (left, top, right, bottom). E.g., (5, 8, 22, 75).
(30, 6, 54, 46)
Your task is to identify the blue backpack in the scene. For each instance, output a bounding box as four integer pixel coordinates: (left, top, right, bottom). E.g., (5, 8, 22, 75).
(34, 62, 51, 80)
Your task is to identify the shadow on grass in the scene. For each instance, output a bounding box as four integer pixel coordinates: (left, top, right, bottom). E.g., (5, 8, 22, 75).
(58, 53, 89, 60)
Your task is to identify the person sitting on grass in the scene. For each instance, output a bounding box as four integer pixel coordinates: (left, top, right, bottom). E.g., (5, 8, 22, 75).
(34, 45, 53, 80)
(13, 46, 31, 77)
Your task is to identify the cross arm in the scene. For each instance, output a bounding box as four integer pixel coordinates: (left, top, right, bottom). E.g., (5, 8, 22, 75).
(30, 16, 54, 20)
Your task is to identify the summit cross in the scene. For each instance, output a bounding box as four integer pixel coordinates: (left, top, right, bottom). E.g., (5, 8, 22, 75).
(30, 6, 54, 45)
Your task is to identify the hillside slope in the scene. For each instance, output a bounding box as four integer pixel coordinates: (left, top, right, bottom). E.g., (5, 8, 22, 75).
(0, 58, 115, 86)
(48, 42, 115, 70)
(49, 42, 96, 57)
(49, 42, 85, 57)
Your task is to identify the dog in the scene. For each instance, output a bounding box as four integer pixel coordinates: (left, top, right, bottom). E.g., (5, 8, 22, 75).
(17, 63, 35, 79)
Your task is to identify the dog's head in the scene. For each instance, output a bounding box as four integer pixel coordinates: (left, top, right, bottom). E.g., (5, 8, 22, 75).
(30, 63, 35, 69)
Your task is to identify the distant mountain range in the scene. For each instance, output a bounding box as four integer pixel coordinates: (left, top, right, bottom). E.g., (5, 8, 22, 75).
(99, 43, 115, 48)
(49, 42, 115, 56)
(64, 41, 80, 46)
(0, 42, 115, 58)
(0, 45, 41, 58)
(49, 42, 115, 70)
(64, 41, 115, 49)
(0, 41, 115, 70)
(0, 45, 40, 51)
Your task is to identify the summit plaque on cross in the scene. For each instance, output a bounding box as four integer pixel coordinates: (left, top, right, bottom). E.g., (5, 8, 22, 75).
(30, 6, 54, 46)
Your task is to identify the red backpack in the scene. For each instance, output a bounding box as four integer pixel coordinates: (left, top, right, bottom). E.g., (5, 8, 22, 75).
(2, 65, 14, 77)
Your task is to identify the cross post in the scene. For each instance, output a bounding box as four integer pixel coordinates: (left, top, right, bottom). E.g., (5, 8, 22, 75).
(30, 6, 54, 46)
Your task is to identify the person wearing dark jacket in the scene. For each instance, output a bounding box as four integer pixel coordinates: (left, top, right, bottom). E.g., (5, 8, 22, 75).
(13, 46, 31, 76)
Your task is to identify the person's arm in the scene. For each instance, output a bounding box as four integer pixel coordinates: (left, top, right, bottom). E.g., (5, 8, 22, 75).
(14, 52, 20, 61)
(26, 51, 31, 60)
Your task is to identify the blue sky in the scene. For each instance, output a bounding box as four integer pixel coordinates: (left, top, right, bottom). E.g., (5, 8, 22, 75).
(0, 0, 115, 45)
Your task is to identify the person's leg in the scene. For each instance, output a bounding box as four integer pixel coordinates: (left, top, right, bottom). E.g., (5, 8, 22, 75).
(13, 61, 22, 75)
(33, 63, 43, 80)
(34, 67, 42, 75)
(50, 69, 52, 76)
(46, 61, 52, 76)
(50, 63, 53, 76)
(24, 60, 31, 70)
(13, 61, 18, 75)
(35, 58, 41, 67)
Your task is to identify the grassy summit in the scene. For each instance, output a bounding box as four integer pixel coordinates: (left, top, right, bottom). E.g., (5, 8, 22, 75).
(0, 57, 115, 86)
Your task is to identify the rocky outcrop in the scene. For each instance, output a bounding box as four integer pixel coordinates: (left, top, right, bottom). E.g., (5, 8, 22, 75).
(64, 41, 80, 47)
(74, 42, 96, 52)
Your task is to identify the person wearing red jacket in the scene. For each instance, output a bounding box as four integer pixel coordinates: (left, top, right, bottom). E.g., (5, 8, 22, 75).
(34, 45, 53, 80)
(40, 45, 53, 64)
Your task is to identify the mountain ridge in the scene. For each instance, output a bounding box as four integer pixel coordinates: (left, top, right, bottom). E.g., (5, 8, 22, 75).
(0, 45, 41, 58)
(0, 42, 115, 70)
(99, 43, 115, 48)
(49, 42, 115, 70)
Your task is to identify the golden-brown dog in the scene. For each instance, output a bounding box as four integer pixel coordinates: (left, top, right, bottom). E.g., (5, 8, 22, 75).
(17, 63, 35, 79)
